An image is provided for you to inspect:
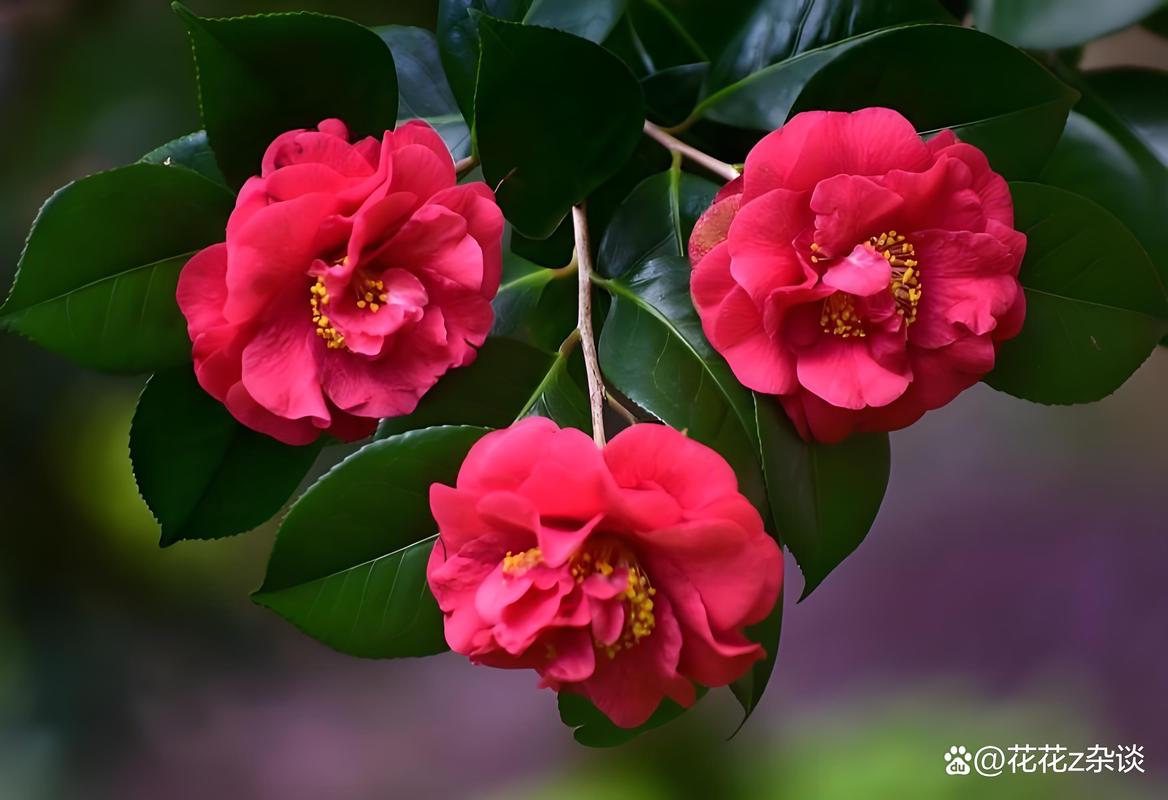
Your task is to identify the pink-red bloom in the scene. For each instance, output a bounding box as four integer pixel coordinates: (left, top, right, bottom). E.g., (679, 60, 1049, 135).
(690, 108, 1026, 443)
(426, 418, 782, 728)
(178, 119, 503, 445)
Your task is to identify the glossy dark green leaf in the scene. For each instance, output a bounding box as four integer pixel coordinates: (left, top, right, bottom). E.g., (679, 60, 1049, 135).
(475, 17, 645, 238)
(375, 26, 470, 160)
(1041, 112, 1168, 298)
(513, 138, 672, 267)
(558, 690, 699, 747)
(1046, 68, 1168, 343)
(131, 366, 321, 546)
(139, 131, 227, 185)
(437, 0, 626, 124)
(703, 0, 952, 91)
(523, 348, 593, 432)
(986, 183, 1168, 403)
(255, 426, 491, 658)
(642, 63, 710, 128)
(523, 0, 626, 41)
(596, 256, 767, 515)
(174, 3, 398, 188)
(586, 137, 674, 240)
(597, 166, 716, 278)
(511, 219, 576, 268)
(622, 0, 707, 72)
(755, 397, 889, 598)
(437, 0, 529, 122)
(491, 250, 579, 351)
(376, 335, 588, 437)
(0, 163, 233, 372)
(698, 24, 1076, 180)
(972, 0, 1165, 49)
(1084, 70, 1168, 166)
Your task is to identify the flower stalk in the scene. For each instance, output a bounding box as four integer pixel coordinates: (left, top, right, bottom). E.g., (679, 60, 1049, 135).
(572, 204, 607, 447)
(643, 121, 741, 182)
(454, 154, 479, 177)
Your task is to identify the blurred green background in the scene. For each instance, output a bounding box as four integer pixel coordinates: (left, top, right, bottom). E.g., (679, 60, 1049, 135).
(1, 2, 1166, 798)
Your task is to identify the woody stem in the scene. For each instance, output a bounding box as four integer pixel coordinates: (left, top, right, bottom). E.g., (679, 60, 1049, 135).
(572, 204, 607, 448)
(454, 154, 478, 177)
(643, 121, 740, 182)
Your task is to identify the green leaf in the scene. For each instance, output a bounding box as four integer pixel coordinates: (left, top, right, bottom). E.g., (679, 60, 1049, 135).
(728, 586, 783, 719)
(376, 336, 588, 436)
(1040, 111, 1168, 300)
(558, 690, 699, 747)
(437, 0, 626, 124)
(254, 426, 491, 658)
(986, 182, 1168, 403)
(597, 166, 716, 278)
(523, 0, 626, 42)
(702, 0, 953, 92)
(1083, 69, 1168, 166)
(755, 397, 889, 598)
(492, 250, 579, 350)
(621, 0, 708, 72)
(513, 138, 672, 268)
(436, 0, 529, 123)
(0, 163, 233, 373)
(972, 0, 1166, 49)
(131, 366, 321, 546)
(375, 26, 471, 160)
(522, 347, 593, 432)
(475, 17, 645, 238)
(1045, 68, 1168, 342)
(139, 131, 227, 186)
(698, 24, 1077, 179)
(642, 63, 710, 127)
(174, 3, 398, 189)
(596, 255, 767, 515)
(511, 219, 575, 268)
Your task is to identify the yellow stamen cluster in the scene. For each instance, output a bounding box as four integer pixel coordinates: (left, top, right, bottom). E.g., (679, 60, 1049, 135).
(356, 277, 390, 313)
(310, 278, 345, 350)
(869, 230, 922, 326)
(820, 292, 866, 338)
(569, 550, 657, 659)
(502, 547, 543, 575)
(610, 566, 656, 659)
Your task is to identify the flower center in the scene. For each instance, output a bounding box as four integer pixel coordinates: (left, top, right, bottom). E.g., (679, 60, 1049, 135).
(309, 278, 345, 350)
(570, 547, 656, 658)
(811, 230, 922, 336)
(355, 277, 390, 312)
(819, 292, 866, 338)
(870, 230, 921, 325)
(501, 544, 657, 658)
(502, 547, 543, 574)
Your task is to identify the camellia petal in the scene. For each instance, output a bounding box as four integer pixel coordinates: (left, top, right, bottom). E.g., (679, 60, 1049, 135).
(426, 419, 782, 729)
(689, 107, 1026, 442)
(176, 118, 504, 444)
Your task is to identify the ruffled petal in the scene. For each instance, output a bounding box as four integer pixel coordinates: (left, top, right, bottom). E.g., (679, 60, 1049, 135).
(796, 336, 911, 409)
(744, 108, 931, 199)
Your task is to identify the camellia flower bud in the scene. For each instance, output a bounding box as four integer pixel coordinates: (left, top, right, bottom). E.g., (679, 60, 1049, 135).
(177, 119, 503, 444)
(689, 107, 1026, 443)
(426, 418, 783, 728)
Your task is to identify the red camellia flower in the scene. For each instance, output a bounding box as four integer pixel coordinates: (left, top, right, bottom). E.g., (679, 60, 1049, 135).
(177, 119, 503, 445)
(426, 418, 782, 728)
(689, 108, 1026, 443)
